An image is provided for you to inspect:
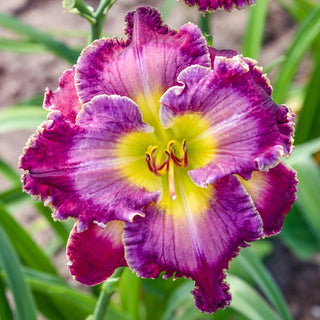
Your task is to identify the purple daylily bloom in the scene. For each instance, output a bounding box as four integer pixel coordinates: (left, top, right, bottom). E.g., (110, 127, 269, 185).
(182, 0, 257, 12)
(20, 7, 297, 313)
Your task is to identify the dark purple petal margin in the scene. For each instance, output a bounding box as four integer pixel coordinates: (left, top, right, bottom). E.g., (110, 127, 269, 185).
(242, 162, 298, 236)
(183, 0, 256, 12)
(124, 175, 263, 313)
(75, 7, 210, 105)
(67, 221, 127, 285)
(20, 95, 158, 231)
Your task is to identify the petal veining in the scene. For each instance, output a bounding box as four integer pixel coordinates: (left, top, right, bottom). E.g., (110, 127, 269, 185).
(75, 7, 210, 129)
(160, 60, 295, 186)
(124, 175, 263, 313)
(20, 95, 158, 231)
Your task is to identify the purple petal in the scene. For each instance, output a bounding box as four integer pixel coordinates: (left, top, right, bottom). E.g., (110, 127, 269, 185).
(208, 47, 273, 96)
(183, 0, 256, 12)
(241, 162, 298, 236)
(160, 58, 295, 186)
(20, 95, 158, 231)
(124, 175, 263, 313)
(75, 7, 210, 106)
(67, 221, 127, 286)
(44, 67, 81, 123)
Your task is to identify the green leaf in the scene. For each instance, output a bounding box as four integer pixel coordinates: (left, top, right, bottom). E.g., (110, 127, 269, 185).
(0, 38, 46, 53)
(0, 158, 20, 185)
(0, 224, 37, 320)
(294, 54, 320, 143)
(242, 0, 269, 59)
(236, 248, 292, 320)
(292, 157, 320, 244)
(0, 276, 14, 320)
(0, 202, 57, 275)
(281, 205, 320, 260)
(120, 269, 140, 320)
(24, 268, 96, 312)
(161, 280, 206, 320)
(228, 274, 281, 320)
(287, 137, 320, 165)
(0, 106, 47, 133)
(272, 5, 320, 103)
(0, 13, 79, 63)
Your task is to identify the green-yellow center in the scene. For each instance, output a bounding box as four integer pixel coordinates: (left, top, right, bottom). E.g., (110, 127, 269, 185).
(115, 96, 216, 216)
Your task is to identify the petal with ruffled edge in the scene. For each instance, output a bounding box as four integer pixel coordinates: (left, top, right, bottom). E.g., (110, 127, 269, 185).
(183, 0, 256, 12)
(67, 221, 127, 285)
(241, 162, 298, 236)
(75, 7, 210, 126)
(124, 174, 263, 313)
(44, 67, 81, 123)
(160, 59, 295, 187)
(208, 47, 273, 97)
(20, 95, 159, 231)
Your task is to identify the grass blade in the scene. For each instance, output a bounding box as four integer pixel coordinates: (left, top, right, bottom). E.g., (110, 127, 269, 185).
(0, 38, 46, 53)
(292, 157, 320, 244)
(0, 201, 57, 275)
(272, 5, 320, 103)
(242, 0, 269, 59)
(294, 54, 320, 144)
(0, 13, 79, 64)
(228, 274, 281, 320)
(281, 205, 320, 260)
(0, 158, 20, 185)
(0, 224, 37, 320)
(0, 276, 14, 320)
(236, 247, 292, 320)
(0, 106, 47, 133)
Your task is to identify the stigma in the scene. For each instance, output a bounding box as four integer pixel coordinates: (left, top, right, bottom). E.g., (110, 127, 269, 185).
(145, 140, 188, 200)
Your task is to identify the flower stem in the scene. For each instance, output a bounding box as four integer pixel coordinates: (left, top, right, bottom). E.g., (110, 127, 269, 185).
(93, 267, 125, 320)
(199, 12, 211, 36)
(90, 0, 117, 42)
(199, 12, 213, 46)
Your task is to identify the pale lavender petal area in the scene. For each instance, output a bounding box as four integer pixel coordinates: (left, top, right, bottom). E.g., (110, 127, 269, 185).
(160, 58, 295, 187)
(183, 0, 256, 12)
(242, 162, 298, 236)
(20, 95, 158, 231)
(75, 7, 210, 105)
(44, 67, 81, 123)
(67, 221, 127, 286)
(124, 175, 263, 313)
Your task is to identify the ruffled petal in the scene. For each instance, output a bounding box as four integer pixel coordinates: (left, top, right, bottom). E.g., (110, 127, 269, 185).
(183, 0, 256, 12)
(160, 58, 295, 187)
(75, 7, 210, 109)
(208, 47, 272, 96)
(44, 67, 81, 123)
(124, 175, 263, 313)
(241, 162, 298, 236)
(20, 95, 159, 231)
(67, 221, 127, 286)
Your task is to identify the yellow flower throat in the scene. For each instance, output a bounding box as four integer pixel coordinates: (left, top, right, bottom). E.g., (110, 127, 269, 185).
(145, 139, 188, 200)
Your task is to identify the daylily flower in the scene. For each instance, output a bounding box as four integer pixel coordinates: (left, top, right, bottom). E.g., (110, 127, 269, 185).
(182, 0, 257, 12)
(20, 7, 297, 313)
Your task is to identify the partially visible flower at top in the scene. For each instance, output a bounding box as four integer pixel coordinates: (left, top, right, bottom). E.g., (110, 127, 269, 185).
(182, 0, 257, 12)
(20, 7, 297, 313)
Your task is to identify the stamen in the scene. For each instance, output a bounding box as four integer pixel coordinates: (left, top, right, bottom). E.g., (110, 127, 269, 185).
(168, 158, 176, 200)
(182, 139, 188, 169)
(145, 139, 188, 201)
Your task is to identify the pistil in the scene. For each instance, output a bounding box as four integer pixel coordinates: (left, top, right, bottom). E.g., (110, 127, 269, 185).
(145, 140, 188, 200)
